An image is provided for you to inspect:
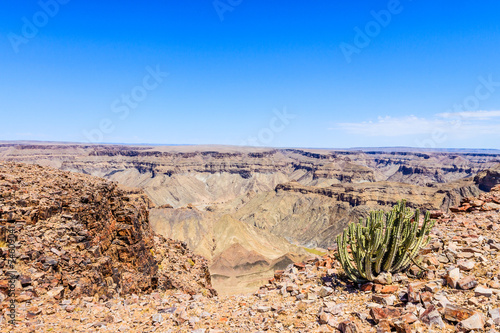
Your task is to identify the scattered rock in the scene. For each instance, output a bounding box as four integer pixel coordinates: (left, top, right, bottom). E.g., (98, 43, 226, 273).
(444, 304, 475, 322)
(458, 276, 478, 290)
(458, 313, 485, 331)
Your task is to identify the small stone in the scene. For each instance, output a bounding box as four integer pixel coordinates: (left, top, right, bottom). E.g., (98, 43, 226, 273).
(374, 272, 392, 285)
(376, 320, 392, 333)
(370, 306, 402, 324)
(46, 286, 64, 299)
(420, 305, 445, 329)
(380, 285, 398, 294)
(489, 308, 500, 325)
(444, 304, 474, 322)
(373, 284, 384, 293)
(457, 259, 475, 271)
(152, 313, 163, 323)
(372, 294, 397, 306)
(489, 280, 500, 289)
(407, 283, 421, 303)
(27, 306, 42, 317)
(433, 294, 451, 308)
(458, 313, 485, 331)
(307, 292, 317, 300)
(318, 286, 333, 297)
(257, 306, 271, 313)
(402, 313, 418, 324)
(66, 305, 76, 312)
(458, 275, 478, 290)
(318, 312, 333, 325)
(468, 297, 480, 307)
(424, 282, 440, 293)
(324, 302, 345, 315)
(338, 319, 358, 333)
(419, 291, 433, 306)
(392, 273, 408, 283)
(360, 282, 373, 292)
(446, 267, 460, 288)
(475, 285, 493, 297)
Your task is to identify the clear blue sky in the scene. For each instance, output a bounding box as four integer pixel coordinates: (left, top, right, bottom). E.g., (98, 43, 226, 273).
(1, 1, 500, 148)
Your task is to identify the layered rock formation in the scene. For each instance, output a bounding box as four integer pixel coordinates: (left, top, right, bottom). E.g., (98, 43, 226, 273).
(1, 143, 498, 208)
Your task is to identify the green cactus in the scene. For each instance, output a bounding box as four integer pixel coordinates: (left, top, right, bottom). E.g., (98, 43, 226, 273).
(335, 200, 435, 283)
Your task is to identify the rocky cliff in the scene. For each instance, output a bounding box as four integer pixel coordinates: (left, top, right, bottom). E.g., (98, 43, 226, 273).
(0, 162, 216, 305)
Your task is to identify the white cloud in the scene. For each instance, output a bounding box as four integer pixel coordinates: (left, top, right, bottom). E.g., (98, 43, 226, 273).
(335, 115, 445, 136)
(335, 111, 500, 138)
(437, 110, 500, 119)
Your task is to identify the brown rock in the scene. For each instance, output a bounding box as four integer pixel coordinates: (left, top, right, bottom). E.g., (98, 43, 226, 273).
(458, 275, 478, 290)
(370, 306, 402, 324)
(338, 319, 358, 333)
(444, 304, 474, 322)
(372, 294, 397, 306)
(420, 305, 445, 329)
(360, 282, 373, 292)
(376, 320, 392, 333)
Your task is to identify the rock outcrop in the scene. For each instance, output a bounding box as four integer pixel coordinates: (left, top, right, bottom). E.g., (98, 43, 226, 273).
(0, 162, 216, 306)
(475, 164, 500, 191)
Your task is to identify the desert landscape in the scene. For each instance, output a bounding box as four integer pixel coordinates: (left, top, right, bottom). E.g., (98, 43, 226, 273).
(3, 1, 500, 332)
(1, 143, 500, 332)
(2, 143, 499, 295)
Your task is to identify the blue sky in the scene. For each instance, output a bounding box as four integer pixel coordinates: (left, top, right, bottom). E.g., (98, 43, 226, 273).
(1, 1, 500, 149)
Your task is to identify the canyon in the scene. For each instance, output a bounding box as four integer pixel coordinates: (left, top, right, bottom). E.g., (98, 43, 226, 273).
(1, 142, 499, 294)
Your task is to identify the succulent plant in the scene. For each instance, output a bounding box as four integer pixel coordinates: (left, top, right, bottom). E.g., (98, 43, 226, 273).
(335, 200, 435, 283)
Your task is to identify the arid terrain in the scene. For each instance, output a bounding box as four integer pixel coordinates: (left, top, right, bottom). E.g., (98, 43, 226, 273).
(1, 142, 500, 295)
(0, 157, 499, 332)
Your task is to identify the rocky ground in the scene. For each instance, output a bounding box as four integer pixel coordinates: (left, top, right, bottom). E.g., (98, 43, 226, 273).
(1, 162, 500, 332)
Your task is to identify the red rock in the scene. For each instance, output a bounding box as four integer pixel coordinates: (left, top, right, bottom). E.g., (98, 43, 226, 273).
(380, 285, 398, 294)
(444, 304, 474, 322)
(294, 262, 305, 270)
(360, 282, 373, 292)
(370, 306, 402, 324)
